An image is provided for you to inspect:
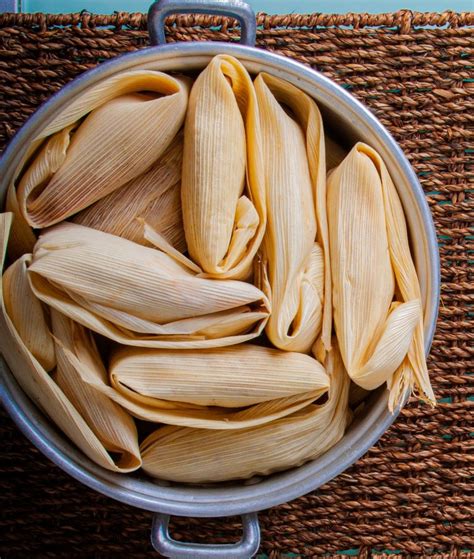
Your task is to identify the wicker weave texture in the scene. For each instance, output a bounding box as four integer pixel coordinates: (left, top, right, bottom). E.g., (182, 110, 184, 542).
(0, 11, 473, 558)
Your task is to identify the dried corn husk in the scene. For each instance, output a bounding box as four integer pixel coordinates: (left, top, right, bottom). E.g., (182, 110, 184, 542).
(51, 310, 141, 470)
(139, 342, 351, 482)
(110, 344, 329, 407)
(74, 132, 185, 251)
(2, 254, 55, 371)
(28, 222, 269, 348)
(361, 144, 435, 409)
(181, 55, 265, 279)
(327, 142, 435, 409)
(17, 71, 189, 228)
(5, 183, 37, 262)
(143, 222, 201, 273)
(0, 212, 140, 472)
(3, 127, 74, 261)
(254, 73, 327, 353)
(61, 344, 326, 429)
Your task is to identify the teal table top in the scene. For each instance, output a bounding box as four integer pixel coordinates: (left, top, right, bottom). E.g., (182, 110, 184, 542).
(14, 0, 474, 13)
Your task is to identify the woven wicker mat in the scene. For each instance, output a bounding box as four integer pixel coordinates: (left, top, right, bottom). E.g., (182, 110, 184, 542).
(0, 10, 473, 558)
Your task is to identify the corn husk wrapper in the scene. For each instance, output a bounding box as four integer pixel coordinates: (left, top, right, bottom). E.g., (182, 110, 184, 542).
(181, 55, 265, 279)
(254, 73, 327, 353)
(4, 125, 75, 260)
(327, 142, 435, 410)
(28, 223, 269, 349)
(74, 132, 185, 251)
(139, 342, 351, 483)
(110, 344, 329, 407)
(0, 213, 140, 472)
(5, 125, 76, 260)
(51, 310, 141, 470)
(60, 344, 326, 429)
(17, 71, 189, 228)
(5, 183, 37, 262)
(364, 143, 435, 410)
(142, 222, 202, 274)
(2, 254, 55, 371)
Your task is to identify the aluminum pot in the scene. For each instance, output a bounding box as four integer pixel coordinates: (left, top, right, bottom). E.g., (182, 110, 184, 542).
(0, 1, 440, 557)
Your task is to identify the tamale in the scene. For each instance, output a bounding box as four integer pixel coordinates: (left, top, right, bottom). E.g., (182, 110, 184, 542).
(110, 344, 329, 407)
(17, 71, 189, 228)
(181, 55, 265, 279)
(327, 142, 435, 409)
(62, 345, 327, 429)
(0, 213, 140, 472)
(28, 223, 269, 348)
(254, 72, 329, 353)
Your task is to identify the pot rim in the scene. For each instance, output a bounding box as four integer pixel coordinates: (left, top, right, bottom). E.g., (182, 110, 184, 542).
(0, 41, 440, 518)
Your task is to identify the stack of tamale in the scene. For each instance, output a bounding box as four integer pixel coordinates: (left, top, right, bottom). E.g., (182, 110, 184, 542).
(0, 54, 434, 483)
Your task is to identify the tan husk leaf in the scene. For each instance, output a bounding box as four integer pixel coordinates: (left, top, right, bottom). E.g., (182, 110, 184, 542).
(51, 310, 141, 471)
(3, 125, 73, 261)
(110, 344, 329, 407)
(17, 71, 190, 228)
(357, 143, 435, 409)
(5, 123, 79, 261)
(181, 55, 265, 279)
(0, 212, 140, 472)
(254, 73, 327, 353)
(2, 254, 55, 371)
(28, 222, 269, 348)
(5, 182, 37, 262)
(142, 222, 201, 273)
(327, 142, 435, 410)
(74, 132, 185, 251)
(60, 344, 326, 429)
(139, 342, 351, 483)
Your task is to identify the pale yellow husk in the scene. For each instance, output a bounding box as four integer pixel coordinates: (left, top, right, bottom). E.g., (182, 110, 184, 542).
(181, 55, 265, 279)
(0, 212, 140, 472)
(110, 344, 329, 407)
(73, 132, 185, 251)
(361, 144, 435, 410)
(4, 125, 74, 261)
(5, 183, 37, 262)
(28, 222, 270, 349)
(327, 142, 435, 410)
(142, 222, 201, 273)
(139, 342, 351, 483)
(17, 71, 190, 228)
(51, 310, 141, 470)
(254, 73, 327, 353)
(2, 254, 55, 371)
(60, 344, 326, 429)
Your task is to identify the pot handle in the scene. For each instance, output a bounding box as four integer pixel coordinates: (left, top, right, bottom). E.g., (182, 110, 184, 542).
(150, 512, 260, 558)
(148, 0, 257, 47)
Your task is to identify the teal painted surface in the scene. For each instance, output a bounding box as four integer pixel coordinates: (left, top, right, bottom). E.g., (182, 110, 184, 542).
(20, 0, 474, 14)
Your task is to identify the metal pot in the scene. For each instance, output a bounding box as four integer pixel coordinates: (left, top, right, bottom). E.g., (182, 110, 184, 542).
(0, 1, 440, 557)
